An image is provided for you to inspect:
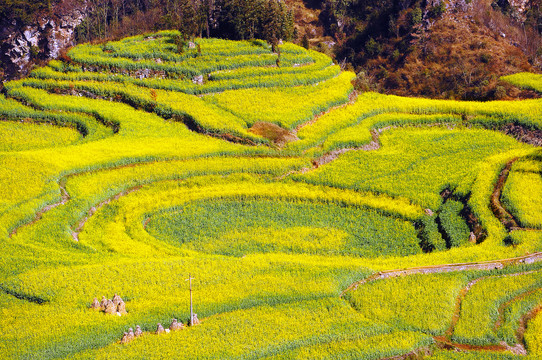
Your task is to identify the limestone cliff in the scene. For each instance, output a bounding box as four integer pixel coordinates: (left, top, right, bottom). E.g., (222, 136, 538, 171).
(0, 0, 87, 81)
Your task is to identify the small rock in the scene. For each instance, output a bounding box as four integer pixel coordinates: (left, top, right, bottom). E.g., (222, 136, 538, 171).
(188, 42, 196, 49)
(192, 75, 204, 85)
(425, 208, 434, 216)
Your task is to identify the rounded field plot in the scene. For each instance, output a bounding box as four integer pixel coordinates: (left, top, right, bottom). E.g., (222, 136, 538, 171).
(146, 199, 422, 257)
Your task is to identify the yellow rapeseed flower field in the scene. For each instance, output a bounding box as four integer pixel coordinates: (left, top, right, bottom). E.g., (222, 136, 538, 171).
(1, 31, 542, 359)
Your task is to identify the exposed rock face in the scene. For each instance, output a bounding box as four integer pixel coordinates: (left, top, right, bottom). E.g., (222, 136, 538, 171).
(0, 0, 87, 80)
(509, 0, 529, 20)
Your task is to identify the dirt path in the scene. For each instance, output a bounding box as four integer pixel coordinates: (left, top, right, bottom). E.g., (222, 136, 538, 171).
(71, 186, 142, 242)
(491, 158, 521, 230)
(9, 178, 69, 238)
(445, 277, 488, 338)
(341, 252, 542, 297)
(345, 265, 542, 358)
(293, 90, 359, 135)
(517, 305, 542, 351)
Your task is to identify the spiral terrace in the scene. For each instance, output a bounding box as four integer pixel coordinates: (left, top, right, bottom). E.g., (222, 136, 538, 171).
(1, 32, 542, 359)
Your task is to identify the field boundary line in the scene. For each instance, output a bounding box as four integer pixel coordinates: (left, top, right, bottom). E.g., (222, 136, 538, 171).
(340, 252, 542, 298)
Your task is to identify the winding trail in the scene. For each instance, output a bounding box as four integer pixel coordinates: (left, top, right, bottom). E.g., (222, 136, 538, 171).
(517, 305, 542, 351)
(9, 178, 69, 238)
(293, 90, 359, 135)
(491, 158, 521, 230)
(341, 252, 542, 298)
(444, 277, 488, 339)
(71, 185, 142, 242)
(342, 253, 542, 357)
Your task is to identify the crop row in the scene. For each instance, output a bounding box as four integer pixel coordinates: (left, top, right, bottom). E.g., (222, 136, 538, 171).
(501, 72, 542, 93)
(208, 49, 332, 81)
(452, 270, 542, 345)
(439, 200, 472, 248)
(0, 94, 112, 142)
(101, 32, 275, 60)
(68, 42, 312, 78)
(501, 158, 542, 229)
(13, 72, 353, 141)
(291, 91, 542, 153)
(204, 71, 355, 129)
(6, 81, 267, 142)
(30, 59, 340, 95)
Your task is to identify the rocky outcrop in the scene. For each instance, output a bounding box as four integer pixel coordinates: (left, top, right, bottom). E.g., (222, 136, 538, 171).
(509, 0, 529, 21)
(0, 0, 87, 81)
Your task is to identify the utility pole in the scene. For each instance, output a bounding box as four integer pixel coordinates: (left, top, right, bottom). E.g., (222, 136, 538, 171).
(186, 273, 194, 326)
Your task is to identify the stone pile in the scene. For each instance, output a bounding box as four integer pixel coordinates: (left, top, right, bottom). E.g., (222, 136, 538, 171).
(120, 319, 185, 344)
(89, 294, 127, 316)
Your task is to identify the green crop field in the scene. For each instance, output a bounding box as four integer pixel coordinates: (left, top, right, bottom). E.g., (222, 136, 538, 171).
(1, 30, 542, 359)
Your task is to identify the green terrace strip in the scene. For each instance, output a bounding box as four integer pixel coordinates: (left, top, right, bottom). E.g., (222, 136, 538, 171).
(203, 72, 355, 129)
(0, 94, 112, 142)
(289, 92, 542, 153)
(2, 31, 542, 359)
(67, 43, 313, 78)
(452, 270, 542, 346)
(501, 158, 542, 229)
(0, 121, 81, 152)
(501, 72, 542, 93)
(12, 72, 354, 141)
(30, 59, 340, 95)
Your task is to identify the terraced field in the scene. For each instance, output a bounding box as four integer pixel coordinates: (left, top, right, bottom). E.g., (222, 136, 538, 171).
(1, 30, 542, 359)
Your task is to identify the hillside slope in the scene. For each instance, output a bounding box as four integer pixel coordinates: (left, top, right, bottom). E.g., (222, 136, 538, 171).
(300, 0, 542, 99)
